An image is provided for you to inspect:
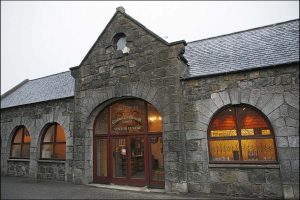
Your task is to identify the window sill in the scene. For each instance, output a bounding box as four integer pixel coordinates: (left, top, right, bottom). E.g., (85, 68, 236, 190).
(38, 159, 65, 164)
(8, 158, 30, 162)
(209, 164, 280, 169)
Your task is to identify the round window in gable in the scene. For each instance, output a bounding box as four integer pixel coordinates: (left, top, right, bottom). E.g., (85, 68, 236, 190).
(112, 33, 130, 53)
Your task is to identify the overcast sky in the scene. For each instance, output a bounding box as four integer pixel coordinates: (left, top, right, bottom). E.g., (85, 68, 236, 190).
(1, 1, 299, 95)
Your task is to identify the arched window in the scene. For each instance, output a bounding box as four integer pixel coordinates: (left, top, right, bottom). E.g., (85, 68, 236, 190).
(208, 104, 277, 163)
(112, 33, 127, 51)
(10, 126, 31, 159)
(40, 123, 66, 160)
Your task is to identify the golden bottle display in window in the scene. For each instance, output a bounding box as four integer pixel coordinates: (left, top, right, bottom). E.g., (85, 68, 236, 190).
(208, 105, 277, 163)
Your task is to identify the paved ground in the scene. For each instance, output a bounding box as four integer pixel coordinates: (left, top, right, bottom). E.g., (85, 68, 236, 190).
(1, 176, 253, 199)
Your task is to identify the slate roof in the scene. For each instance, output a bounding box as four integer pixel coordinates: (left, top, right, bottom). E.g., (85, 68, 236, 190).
(1, 71, 74, 109)
(1, 19, 299, 109)
(184, 19, 299, 78)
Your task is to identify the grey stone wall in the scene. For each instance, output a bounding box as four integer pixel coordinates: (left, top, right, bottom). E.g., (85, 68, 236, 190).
(188, 166, 282, 198)
(1, 98, 74, 182)
(7, 160, 29, 177)
(37, 161, 65, 181)
(182, 64, 299, 199)
(71, 11, 188, 192)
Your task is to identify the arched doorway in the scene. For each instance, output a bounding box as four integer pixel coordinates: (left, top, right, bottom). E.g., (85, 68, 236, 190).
(93, 98, 164, 188)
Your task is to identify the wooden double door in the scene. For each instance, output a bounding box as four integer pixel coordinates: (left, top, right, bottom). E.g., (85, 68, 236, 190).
(93, 99, 164, 188)
(94, 135, 164, 187)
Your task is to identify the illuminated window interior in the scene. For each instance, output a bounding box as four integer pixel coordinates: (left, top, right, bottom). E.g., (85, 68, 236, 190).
(10, 126, 31, 159)
(208, 105, 277, 163)
(93, 99, 163, 180)
(41, 123, 66, 160)
(147, 103, 163, 132)
(94, 100, 163, 135)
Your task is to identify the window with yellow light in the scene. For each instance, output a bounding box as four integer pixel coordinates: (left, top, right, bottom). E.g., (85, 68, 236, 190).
(208, 105, 277, 163)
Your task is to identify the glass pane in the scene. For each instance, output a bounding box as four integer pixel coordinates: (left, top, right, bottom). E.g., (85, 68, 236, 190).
(261, 129, 271, 135)
(150, 136, 164, 181)
(239, 107, 271, 136)
(54, 144, 66, 160)
(130, 137, 145, 178)
(41, 144, 53, 159)
(210, 108, 237, 137)
(22, 144, 30, 158)
(97, 139, 108, 177)
(43, 125, 54, 142)
(13, 128, 23, 143)
(23, 128, 31, 143)
(241, 129, 254, 136)
(11, 144, 21, 158)
(94, 107, 108, 135)
(111, 100, 145, 134)
(211, 130, 237, 137)
(112, 138, 127, 177)
(241, 139, 276, 161)
(56, 124, 66, 142)
(209, 140, 240, 161)
(117, 37, 126, 50)
(147, 104, 163, 132)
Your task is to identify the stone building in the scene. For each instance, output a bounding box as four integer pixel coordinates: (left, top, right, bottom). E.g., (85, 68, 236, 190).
(1, 7, 299, 199)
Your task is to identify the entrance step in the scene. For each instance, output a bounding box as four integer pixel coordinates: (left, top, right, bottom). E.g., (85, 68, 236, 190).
(87, 183, 165, 193)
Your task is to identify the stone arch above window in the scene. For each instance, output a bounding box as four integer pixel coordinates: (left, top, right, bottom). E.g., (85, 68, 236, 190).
(10, 126, 31, 159)
(207, 104, 278, 164)
(40, 123, 66, 160)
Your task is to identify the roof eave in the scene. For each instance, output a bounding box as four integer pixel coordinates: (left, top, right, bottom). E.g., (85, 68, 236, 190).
(180, 61, 300, 81)
(1, 95, 75, 110)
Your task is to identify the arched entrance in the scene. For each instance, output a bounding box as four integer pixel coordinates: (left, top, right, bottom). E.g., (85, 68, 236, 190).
(93, 98, 164, 188)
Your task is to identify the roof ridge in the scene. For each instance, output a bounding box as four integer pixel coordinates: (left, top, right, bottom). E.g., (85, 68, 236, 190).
(29, 70, 71, 82)
(187, 18, 299, 45)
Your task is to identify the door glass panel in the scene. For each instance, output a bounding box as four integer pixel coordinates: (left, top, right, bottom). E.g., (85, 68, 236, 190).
(130, 137, 145, 178)
(97, 139, 107, 177)
(147, 104, 162, 132)
(112, 138, 127, 177)
(110, 100, 145, 134)
(150, 136, 164, 181)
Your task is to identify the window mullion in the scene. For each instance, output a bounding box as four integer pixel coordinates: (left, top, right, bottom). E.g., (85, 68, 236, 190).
(144, 101, 148, 135)
(235, 107, 244, 161)
(108, 106, 111, 135)
(20, 127, 25, 158)
(53, 123, 57, 159)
